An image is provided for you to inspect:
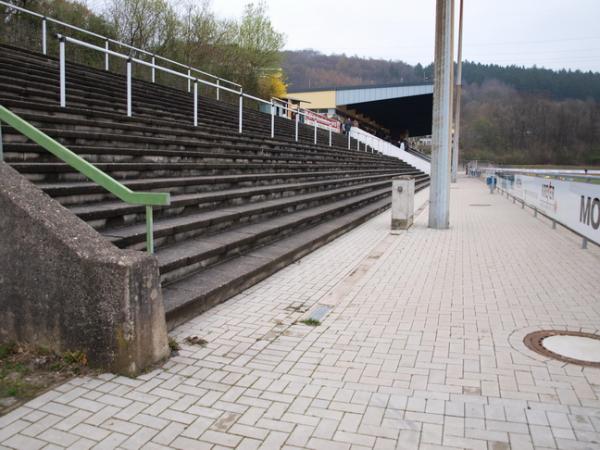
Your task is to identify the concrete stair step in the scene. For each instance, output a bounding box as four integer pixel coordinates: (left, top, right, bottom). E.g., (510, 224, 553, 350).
(101, 183, 393, 249)
(162, 196, 393, 330)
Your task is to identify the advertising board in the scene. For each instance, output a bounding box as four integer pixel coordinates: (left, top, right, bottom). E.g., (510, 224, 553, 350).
(497, 172, 600, 245)
(303, 110, 340, 132)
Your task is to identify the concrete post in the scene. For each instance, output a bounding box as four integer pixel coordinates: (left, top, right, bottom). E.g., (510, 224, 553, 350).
(391, 176, 415, 231)
(428, 0, 455, 229)
(451, 0, 464, 183)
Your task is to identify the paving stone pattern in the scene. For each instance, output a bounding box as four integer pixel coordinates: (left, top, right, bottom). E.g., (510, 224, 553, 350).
(1, 176, 600, 450)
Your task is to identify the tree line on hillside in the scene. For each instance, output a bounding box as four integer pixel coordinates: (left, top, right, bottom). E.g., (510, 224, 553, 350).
(0, 0, 286, 100)
(282, 50, 600, 165)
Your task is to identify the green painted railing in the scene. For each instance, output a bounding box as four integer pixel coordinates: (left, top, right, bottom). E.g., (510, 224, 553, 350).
(0, 105, 170, 253)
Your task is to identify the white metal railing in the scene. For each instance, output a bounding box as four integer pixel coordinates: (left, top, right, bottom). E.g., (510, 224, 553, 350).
(0, 0, 240, 95)
(349, 128, 431, 174)
(58, 34, 343, 142)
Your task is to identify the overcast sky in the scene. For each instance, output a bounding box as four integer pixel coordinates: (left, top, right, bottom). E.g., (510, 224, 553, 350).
(206, 0, 600, 72)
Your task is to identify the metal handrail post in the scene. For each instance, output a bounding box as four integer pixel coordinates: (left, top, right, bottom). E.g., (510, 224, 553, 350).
(347, 133, 350, 149)
(145, 206, 154, 254)
(126, 58, 132, 117)
(216, 80, 220, 101)
(42, 18, 47, 55)
(104, 40, 109, 71)
(313, 122, 317, 145)
(193, 80, 198, 127)
(329, 128, 332, 147)
(357, 138, 360, 151)
(187, 68, 191, 92)
(295, 113, 299, 142)
(151, 56, 156, 83)
(238, 89, 243, 134)
(270, 101, 275, 138)
(59, 37, 66, 107)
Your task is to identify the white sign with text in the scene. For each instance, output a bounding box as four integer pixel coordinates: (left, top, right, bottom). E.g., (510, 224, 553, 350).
(496, 172, 600, 245)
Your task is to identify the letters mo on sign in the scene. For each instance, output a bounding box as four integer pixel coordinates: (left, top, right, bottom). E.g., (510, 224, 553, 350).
(496, 172, 600, 245)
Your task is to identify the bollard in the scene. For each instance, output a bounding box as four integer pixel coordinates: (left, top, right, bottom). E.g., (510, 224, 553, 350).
(582, 237, 588, 249)
(391, 176, 415, 231)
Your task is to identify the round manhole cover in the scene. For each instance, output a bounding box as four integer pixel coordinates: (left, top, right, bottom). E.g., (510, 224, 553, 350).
(524, 330, 600, 367)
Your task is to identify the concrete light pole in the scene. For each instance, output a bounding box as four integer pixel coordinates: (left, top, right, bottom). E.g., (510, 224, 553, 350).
(428, 0, 455, 229)
(451, 0, 464, 183)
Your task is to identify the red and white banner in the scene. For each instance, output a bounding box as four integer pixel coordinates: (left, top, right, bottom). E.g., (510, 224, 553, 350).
(303, 110, 340, 133)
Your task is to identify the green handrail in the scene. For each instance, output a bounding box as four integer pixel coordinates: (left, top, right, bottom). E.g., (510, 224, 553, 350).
(0, 105, 170, 253)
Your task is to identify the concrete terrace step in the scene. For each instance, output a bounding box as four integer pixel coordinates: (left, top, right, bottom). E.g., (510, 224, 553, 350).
(0, 93, 381, 158)
(102, 183, 394, 249)
(162, 196, 394, 330)
(0, 102, 390, 171)
(68, 172, 410, 220)
(156, 179, 429, 285)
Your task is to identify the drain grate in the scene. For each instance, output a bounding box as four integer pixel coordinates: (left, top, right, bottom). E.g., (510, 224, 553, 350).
(469, 203, 491, 207)
(524, 330, 600, 367)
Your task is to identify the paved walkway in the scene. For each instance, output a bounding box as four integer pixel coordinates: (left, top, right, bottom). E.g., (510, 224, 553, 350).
(2, 176, 600, 450)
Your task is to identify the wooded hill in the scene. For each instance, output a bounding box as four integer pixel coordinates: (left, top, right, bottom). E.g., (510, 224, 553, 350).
(282, 51, 600, 165)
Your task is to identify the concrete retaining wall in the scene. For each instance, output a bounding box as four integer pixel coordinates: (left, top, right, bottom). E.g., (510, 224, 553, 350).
(0, 163, 169, 375)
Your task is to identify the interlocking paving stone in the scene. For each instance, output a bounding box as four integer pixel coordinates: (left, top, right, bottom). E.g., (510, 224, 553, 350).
(1, 177, 600, 449)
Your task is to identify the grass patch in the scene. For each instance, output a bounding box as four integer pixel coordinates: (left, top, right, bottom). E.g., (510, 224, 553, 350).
(0, 343, 91, 416)
(300, 318, 321, 327)
(168, 337, 181, 353)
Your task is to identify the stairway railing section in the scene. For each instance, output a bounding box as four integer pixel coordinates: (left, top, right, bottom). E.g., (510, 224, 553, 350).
(349, 128, 431, 174)
(0, 105, 170, 254)
(1, 1, 338, 143)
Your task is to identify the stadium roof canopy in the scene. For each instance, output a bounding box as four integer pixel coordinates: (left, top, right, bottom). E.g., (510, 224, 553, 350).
(287, 82, 434, 138)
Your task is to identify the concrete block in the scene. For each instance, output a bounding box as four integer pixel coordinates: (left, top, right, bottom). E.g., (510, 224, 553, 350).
(391, 176, 415, 230)
(0, 163, 169, 375)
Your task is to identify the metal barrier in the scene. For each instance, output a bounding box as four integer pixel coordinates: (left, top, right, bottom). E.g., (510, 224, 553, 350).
(55, 34, 336, 142)
(349, 128, 431, 174)
(57, 34, 241, 121)
(0, 104, 170, 253)
(0, 0, 240, 99)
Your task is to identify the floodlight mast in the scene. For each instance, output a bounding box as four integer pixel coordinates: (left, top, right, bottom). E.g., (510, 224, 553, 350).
(451, 0, 464, 183)
(428, 0, 455, 229)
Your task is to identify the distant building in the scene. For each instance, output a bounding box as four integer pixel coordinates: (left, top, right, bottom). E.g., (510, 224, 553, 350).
(287, 82, 434, 140)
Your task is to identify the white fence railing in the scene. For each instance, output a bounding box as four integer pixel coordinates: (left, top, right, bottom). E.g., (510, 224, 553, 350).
(349, 128, 431, 174)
